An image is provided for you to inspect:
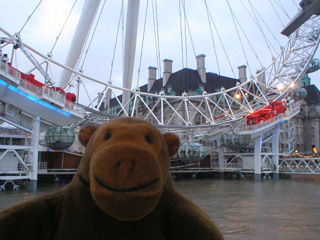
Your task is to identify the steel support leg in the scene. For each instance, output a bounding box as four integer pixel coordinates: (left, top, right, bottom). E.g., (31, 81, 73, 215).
(59, 0, 102, 88)
(254, 135, 262, 181)
(122, 0, 140, 112)
(218, 140, 225, 179)
(272, 124, 280, 180)
(30, 116, 40, 191)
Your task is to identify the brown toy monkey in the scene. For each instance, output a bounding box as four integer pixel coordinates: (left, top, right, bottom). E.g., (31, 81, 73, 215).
(0, 117, 223, 239)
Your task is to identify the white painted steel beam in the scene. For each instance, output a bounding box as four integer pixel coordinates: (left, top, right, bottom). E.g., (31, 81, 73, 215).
(0, 8, 318, 132)
(254, 135, 262, 180)
(58, 0, 101, 89)
(282, 0, 320, 36)
(0, 145, 31, 150)
(218, 140, 225, 169)
(272, 124, 279, 179)
(122, 0, 140, 110)
(30, 116, 40, 188)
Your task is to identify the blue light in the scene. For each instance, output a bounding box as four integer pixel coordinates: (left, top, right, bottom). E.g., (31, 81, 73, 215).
(38, 100, 55, 109)
(6, 84, 71, 117)
(8, 85, 18, 91)
(0, 78, 8, 86)
(8, 85, 28, 97)
(57, 109, 71, 117)
(27, 95, 38, 102)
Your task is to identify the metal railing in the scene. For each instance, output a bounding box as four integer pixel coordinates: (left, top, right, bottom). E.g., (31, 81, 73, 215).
(0, 61, 85, 116)
(0, 62, 21, 83)
(38, 162, 47, 173)
(279, 158, 320, 174)
(240, 104, 301, 132)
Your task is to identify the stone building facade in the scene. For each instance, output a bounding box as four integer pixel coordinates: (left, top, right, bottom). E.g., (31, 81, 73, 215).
(291, 76, 320, 154)
(100, 55, 240, 127)
(100, 55, 320, 157)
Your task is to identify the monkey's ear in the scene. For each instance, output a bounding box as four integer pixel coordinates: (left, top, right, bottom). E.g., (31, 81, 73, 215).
(163, 133, 180, 156)
(79, 125, 98, 147)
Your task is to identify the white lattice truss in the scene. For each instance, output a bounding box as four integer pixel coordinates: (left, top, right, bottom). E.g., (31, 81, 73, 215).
(0, 148, 30, 175)
(223, 153, 275, 172)
(0, 15, 319, 136)
(279, 157, 320, 174)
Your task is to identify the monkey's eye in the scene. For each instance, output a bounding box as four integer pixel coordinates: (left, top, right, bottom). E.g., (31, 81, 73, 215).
(145, 135, 152, 144)
(105, 132, 112, 141)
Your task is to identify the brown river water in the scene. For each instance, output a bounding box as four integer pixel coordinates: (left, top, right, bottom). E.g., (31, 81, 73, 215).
(1, 176, 320, 240)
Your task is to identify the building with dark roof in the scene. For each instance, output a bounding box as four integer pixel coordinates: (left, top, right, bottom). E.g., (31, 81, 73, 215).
(303, 84, 320, 104)
(146, 68, 239, 96)
(97, 50, 320, 156)
(285, 78, 320, 154)
(100, 55, 240, 125)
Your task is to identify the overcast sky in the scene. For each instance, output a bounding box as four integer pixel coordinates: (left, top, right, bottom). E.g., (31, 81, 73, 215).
(0, 0, 319, 106)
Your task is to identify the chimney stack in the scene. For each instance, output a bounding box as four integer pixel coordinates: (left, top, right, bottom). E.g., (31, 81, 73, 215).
(148, 67, 157, 92)
(163, 59, 173, 87)
(196, 54, 206, 83)
(105, 88, 112, 109)
(238, 65, 247, 84)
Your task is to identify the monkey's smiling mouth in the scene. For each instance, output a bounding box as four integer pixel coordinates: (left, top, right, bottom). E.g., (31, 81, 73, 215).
(94, 174, 159, 193)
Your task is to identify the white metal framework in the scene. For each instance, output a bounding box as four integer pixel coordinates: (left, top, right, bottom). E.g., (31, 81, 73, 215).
(0, 1, 320, 186)
(279, 157, 320, 174)
(0, 14, 319, 135)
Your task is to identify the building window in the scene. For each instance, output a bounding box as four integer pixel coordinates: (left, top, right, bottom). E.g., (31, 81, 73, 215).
(195, 115, 201, 125)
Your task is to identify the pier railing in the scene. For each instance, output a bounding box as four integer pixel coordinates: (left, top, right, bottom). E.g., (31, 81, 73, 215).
(0, 61, 85, 116)
(279, 157, 320, 174)
(239, 104, 301, 132)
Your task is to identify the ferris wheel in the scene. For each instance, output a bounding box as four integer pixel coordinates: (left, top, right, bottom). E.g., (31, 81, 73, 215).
(0, 0, 319, 139)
